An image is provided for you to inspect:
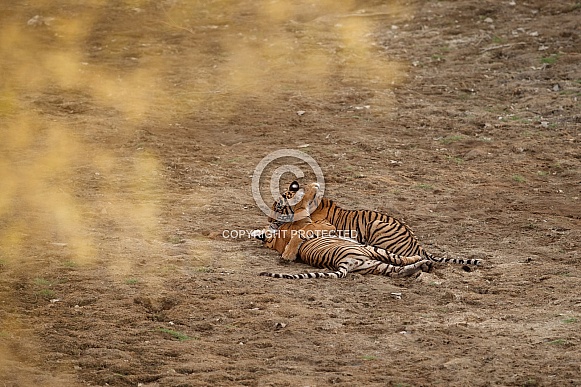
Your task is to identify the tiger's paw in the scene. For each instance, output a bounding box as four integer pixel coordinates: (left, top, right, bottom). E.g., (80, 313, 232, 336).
(281, 251, 297, 262)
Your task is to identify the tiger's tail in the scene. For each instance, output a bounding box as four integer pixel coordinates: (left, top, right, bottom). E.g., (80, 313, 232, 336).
(425, 253, 482, 266)
(259, 263, 349, 279)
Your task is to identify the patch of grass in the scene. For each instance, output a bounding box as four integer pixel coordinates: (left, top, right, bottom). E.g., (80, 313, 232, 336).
(125, 278, 140, 285)
(63, 260, 78, 268)
(536, 170, 548, 176)
(38, 289, 56, 299)
(547, 338, 567, 346)
(440, 135, 464, 144)
(562, 317, 578, 324)
(512, 174, 526, 183)
(522, 378, 539, 387)
(540, 54, 559, 65)
(33, 277, 57, 299)
(167, 235, 185, 244)
(34, 278, 52, 287)
(158, 328, 192, 341)
(447, 156, 464, 164)
(507, 115, 532, 123)
(415, 183, 434, 191)
(362, 355, 377, 361)
(492, 35, 506, 44)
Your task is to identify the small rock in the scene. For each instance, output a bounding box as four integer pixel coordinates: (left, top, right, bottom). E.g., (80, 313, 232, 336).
(552, 84, 561, 92)
(483, 17, 494, 23)
(296, 110, 306, 116)
(415, 271, 441, 285)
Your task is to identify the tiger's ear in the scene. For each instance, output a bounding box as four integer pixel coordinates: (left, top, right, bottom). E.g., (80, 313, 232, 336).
(289, 181, 300, 192)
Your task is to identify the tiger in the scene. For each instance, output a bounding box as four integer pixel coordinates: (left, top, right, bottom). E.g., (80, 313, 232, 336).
(253, 182, 433, 279)
(269, 181, 481, 266)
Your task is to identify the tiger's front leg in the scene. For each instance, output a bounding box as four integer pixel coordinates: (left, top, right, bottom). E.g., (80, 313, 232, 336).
(281, 234, 303, 261)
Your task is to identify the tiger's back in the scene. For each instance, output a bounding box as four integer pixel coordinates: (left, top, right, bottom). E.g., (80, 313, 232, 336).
(312, 198, 427, 257)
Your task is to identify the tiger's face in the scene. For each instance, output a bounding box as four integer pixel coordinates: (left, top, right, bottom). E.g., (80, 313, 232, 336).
(268, 181, 321, 229)
(253, 181, 322, 250)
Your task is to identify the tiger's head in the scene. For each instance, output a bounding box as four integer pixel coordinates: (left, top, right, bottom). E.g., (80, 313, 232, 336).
(253, 181, 321, 250)
(268, 181, 321, 229)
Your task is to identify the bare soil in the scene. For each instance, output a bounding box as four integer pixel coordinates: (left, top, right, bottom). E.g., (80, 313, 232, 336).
(1, 0, 580, 386)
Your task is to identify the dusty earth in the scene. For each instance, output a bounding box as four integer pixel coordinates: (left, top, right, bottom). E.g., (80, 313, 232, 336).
(1, 0, 580, 386)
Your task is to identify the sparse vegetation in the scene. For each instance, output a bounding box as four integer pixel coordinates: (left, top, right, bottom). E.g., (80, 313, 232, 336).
(38, 289, 56, 299)
(447, 155, 464, 164)
(34, 278, 52, 287)
(167, 235, 186, 244)
(540, 54, 559, 64)
(415, 183, 434, 191)
(547, 339, 567, 346)
(158, 328, 192, 341)
(440, 135, 464, 144)
(492, 36, 506, 44)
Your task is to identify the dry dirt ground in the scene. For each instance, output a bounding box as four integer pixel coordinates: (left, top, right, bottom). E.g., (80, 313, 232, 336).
(1, 0, 580, 386)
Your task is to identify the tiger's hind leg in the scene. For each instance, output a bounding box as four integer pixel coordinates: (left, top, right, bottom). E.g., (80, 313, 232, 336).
(352, 259, 433, 278)
(364, 245, 425, 266)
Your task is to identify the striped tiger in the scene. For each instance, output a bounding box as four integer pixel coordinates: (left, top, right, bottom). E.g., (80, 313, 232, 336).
(253, 182, 433, 279)
(270, 181, 481, 266)
(255, 234, 433, 279)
